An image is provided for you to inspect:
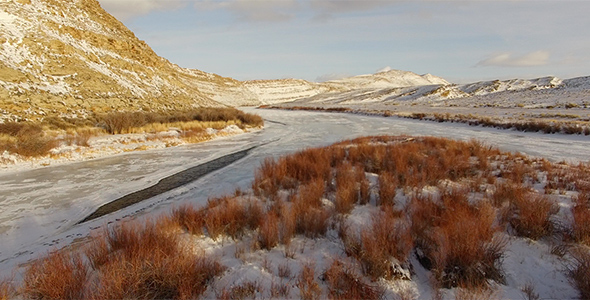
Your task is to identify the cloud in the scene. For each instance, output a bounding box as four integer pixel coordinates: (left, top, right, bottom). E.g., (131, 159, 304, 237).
(477, 51, 551, 67)
(98, 0, 185, 20)
(195, 0, 298, 22)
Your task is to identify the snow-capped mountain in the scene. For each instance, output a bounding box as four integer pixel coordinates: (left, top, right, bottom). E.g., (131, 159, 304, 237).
(285, 75, 590, 109)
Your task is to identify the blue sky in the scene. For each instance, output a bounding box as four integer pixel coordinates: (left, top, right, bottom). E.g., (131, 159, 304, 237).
(97, 0, 590, 84)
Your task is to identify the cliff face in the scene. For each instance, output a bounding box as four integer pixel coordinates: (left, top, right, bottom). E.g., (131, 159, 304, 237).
(0, 0, 236, 122)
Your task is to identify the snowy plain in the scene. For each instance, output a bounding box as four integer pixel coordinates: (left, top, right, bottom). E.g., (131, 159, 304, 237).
(1, 108, 589, 297)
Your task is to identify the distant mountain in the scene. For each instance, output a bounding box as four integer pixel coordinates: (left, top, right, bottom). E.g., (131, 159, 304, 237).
(237, 69, 450, 106)
(284, 75, 590, 109)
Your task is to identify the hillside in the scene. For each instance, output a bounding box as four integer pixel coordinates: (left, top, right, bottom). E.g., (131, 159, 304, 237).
(0, 0, 254, 122)
(284, 75, 590, 109)
(1, 0, 588, 120)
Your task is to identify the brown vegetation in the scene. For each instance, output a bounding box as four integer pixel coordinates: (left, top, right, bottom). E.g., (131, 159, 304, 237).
(0, 107, 263, 159)
(10, 135, 590, 298)
(409, 190, 505, 288)
(568, 249, 590, 300)
(324, 259, 383, 300)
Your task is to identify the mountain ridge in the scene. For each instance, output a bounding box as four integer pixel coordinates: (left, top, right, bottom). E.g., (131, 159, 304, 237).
(1, 0, 589, 121)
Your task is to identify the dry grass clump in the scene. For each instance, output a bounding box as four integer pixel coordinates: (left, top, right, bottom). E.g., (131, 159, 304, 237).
(568, 249, 590, 300)
(409, 189, 505, 288)
(0, 122, 58, 157)
(324, 259, 383, 300)
(361, 210, 413, 280)
(97, 107, 263, 134)
(171, 204, 205, 235)
(0, 279, 13, 300)
(21, 251, 88, 300)
(217, 281, 262, 300)
(297, 264, 321, 300)
(335, 162, 357, 214)
(507, 192, 558, 240)
(572, 190, 590, 245)
(203, 196, 264, 240)
(0, 108, 263, 159)
(378, 171, 397, 206)
(21, 219, 225, 300)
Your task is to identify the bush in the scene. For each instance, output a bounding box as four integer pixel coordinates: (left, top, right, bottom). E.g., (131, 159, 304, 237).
(335, 162, 357, 214)
(378, 172, 397, 206)
(203, 197, 263, 240)
(297, 264, 321, 300)
(409, 192, 505, 288)
(508, 193, 558, 240)
(171, 204, 205, 235)
(324, 259, 383, 300)
(568, 249, 590, 300)
(572, 191, 590, 245)
(22, 251, 88, 300)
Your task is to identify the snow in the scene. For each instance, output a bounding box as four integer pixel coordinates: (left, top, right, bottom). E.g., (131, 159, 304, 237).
(0, 108, 589, 298)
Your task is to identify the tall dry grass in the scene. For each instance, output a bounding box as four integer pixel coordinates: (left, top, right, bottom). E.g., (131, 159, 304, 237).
(409, 189, 505, 288)
(324, 258, 383, 300)
(507, 193, 558, 240)
(297, 263, 321, 300)
(572, 191, 590, 245)
(568, 249, 590, 300)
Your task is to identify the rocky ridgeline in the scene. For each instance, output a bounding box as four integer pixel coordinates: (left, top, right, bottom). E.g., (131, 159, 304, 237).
(0, 0, 246, 122)
(1, 0, 589, 122)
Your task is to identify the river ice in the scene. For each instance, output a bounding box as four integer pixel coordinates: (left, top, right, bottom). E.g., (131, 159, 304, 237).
(1, 108, 589, 277)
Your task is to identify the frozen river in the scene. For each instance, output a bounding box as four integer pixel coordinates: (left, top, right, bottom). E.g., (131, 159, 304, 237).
(1, 108, 589, 276)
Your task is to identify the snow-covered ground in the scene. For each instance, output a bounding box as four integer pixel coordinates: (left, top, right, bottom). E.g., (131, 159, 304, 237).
(1, 108, 589, 290)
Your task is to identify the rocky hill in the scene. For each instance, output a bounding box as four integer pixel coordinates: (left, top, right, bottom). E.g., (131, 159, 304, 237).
(0, 0, 257, 122)
(284, 75, 590, 109)
(1, 0, 588, 121)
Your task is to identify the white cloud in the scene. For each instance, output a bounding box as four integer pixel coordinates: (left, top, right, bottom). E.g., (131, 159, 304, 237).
(476, 51, 550, 67)
(98, 0, 185, 20)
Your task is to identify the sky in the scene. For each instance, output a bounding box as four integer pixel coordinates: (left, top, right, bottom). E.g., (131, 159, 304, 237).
(97, 0, 590, 84)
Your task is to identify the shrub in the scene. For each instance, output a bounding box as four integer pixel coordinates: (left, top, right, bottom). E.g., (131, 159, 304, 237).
(409, 193, 505, 288)
(359, 210, 413, 280)
(335, 162, 357, 214)
(0, 278, 14, 300)
(203, 197, 263, 240)
(355, 165, 371, 205)
(258, 211, 280, 249)
(508, 193, 558, 240)
(568, 249, 590, 300)
(292, 194, 331, 238)
(171, 204, 205, 235)
(91, 251, 225, 300)
(297, 263, 321, 300)
(324, 259, 383, 300)
(572, 191, 590, 245)
(378, 171, 397, 206)
(491, 182, 529, 207)
(22, 251, 88, 300)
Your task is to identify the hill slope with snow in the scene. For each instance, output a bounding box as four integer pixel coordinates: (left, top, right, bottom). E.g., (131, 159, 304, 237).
(0, 0, 262, 121)
(284, 75, 590, 109)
